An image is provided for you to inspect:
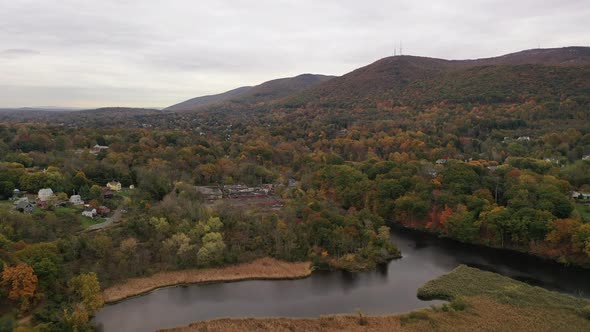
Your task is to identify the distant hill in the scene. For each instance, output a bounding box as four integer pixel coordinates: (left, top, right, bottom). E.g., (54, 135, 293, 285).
(237, 74, 335, 103)
(166, 74, 335, 111)
(165, 86, 253, 111)
(0, 106, 161, 125)
(77, 107, 161, 114)
(0, 107, 83, 112)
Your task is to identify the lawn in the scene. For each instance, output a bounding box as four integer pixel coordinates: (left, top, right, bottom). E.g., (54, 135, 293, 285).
(54, 206, 78, 214)
(80, 216, 107, 229)
(575, 203, 590, 222)
(0, 200, 13, 209)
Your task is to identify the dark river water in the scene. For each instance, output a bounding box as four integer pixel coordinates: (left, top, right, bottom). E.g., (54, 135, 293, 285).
(93, 226, 590, 332)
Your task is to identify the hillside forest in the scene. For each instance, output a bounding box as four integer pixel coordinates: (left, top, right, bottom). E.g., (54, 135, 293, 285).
(0, 47, 589, 331)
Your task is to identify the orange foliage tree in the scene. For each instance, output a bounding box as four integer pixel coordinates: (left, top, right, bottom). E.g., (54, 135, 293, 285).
(1, 263, 38, 306)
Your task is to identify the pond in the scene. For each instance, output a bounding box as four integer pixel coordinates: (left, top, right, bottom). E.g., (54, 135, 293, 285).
(94, 226, 590, 332)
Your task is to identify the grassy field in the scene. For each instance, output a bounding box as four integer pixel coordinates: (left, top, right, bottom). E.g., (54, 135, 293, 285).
(103, 258, 312, 303)
(161, 265, 590, 332)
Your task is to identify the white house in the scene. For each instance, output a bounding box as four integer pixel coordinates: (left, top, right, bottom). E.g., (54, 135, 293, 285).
(82, 208, 97, 218)
(92, 144, 109, 154)
(572, 191, 590, 200)
(38, 188, 54, 202)
(69, 195, 84, 205)
(106, 181, 122, 191)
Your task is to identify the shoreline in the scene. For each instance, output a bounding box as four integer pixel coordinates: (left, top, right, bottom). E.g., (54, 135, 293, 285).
(102, 257, 312, 303)
(389, 221, 590, 270)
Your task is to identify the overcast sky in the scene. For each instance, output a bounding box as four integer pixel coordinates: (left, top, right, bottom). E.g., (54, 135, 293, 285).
(0, 0, 588, 108)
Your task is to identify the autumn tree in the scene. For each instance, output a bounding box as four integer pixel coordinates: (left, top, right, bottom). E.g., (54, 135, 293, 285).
(197, 232, 226, 266)
(444, 204, 478, 242)
(68, 272, 104, 315)
(1, 263, 38, 311)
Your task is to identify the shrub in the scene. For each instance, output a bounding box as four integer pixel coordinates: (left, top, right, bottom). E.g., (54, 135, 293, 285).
(356, 309, 368, 326)
(400, 311, 430, 325)
(450, 297, 468, 311)
(0, 314, 16, 332)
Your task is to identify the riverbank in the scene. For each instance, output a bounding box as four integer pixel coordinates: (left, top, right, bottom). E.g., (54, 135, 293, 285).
(390, 221, 590, 269)
(102, 258, 312, 303)
(160, 265, 590, 332)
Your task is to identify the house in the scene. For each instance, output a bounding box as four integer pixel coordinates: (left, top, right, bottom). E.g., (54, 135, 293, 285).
(517, 136, 531, 141)
(435, 159, 448, 165)
(15, 200, 34, 213)
(69, 195, 84, 205)
(572, 191, 590, 200)
(92, 144, 109, 154)
(38, 188, 54, 202)
(82, 208, 97, 218)
(10, 189, 25, 201)
(583, 155, 590, 161)
(106, 181, 122, 191)
(97, 206, 111, 216)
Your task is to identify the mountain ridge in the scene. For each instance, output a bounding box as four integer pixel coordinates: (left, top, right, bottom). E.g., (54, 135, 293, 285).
(166, 73, 335, 111)
(281, 46, 590, 108)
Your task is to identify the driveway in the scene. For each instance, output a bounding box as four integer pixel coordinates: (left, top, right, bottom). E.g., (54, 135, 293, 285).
(86, 208, 124, 232)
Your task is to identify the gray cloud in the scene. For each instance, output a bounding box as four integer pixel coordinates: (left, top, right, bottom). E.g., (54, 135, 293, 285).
(0, 49, 40, 58)
(0, 0, 588, 108)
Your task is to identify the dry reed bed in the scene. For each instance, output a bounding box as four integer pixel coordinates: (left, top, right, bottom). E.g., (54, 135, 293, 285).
(160, 315, 403, 332)
(159, 297, 590, 332)
(102, 257, 311, 303)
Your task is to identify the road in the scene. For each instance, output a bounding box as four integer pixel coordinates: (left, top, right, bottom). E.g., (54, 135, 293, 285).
(86, 208, 124, 232)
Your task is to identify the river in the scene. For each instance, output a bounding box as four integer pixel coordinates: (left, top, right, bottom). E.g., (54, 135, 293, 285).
(93, 226, 590, 332)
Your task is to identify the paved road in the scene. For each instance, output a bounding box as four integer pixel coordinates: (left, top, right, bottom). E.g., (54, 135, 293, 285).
(86, 208, 124, 231)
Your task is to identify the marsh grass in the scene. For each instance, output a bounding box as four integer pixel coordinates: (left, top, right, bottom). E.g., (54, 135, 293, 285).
(102, 258, 311, 303)
(418, 265, 590, 312)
